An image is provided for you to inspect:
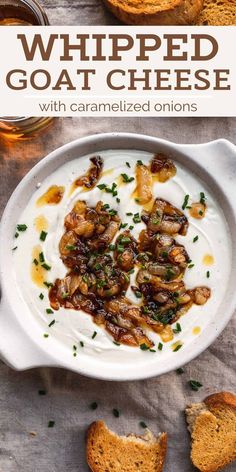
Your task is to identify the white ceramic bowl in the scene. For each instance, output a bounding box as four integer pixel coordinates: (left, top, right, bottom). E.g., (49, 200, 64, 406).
(0, 133, 236, 381)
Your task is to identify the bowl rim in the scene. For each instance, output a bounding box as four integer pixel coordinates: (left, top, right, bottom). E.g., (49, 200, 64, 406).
(0, 132, 236, 381)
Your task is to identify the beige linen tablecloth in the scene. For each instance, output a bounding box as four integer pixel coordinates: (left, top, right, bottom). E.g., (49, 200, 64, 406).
(0, 117, 236, 472)
(0, 2, 235, 471)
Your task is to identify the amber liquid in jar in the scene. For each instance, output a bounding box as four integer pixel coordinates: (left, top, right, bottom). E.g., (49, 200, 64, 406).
(0, 4, 40, 24)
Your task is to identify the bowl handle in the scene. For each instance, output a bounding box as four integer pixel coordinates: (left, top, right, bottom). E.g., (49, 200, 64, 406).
(179, 139, 236, 200)
(0, 293, 56, 370)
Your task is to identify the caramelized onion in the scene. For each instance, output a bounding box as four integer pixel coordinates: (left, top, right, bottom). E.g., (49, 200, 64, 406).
(73, 156, 103, 189)
(134, 163, 153, 204)
(150, 153, 176, 182)
(49, 168, 210, 347)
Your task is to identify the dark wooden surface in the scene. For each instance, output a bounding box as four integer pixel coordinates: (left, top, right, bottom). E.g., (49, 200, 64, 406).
(42, 0, 119, 25)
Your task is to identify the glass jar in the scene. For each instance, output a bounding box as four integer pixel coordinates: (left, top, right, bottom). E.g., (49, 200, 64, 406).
(0, 0, 52, 140)
(0, 0, 49, 26)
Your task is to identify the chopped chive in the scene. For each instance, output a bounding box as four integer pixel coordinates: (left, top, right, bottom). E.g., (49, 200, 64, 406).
(102, 203, 110, 210)
(112, 408, 120, 418)
(17, 224, 27, 232)
(38, 390, 47, 395)
(108, 209, 117, 217)
(173, 323, 182, 334)
(120, 236, 131, 244)
(165, 267, 175, 281)
(103, 182, 118, 197)
(43, 333, 49, 338)
(117, 244, 124, 253)
(40, 230, 47, 241)
(97, 183, 107, 190)
(116, 197, 120, 203)
(149, 349, 156, 353)
(121, 173, 134, 183)
(113, 341, 120, 346)
(33, 258, 38, 266)
(39, 252, 45, 263)
(73, 345, 77, 351)
(151, 217, 160, 225)
(173, 343, 183, 352)
(158, 342, 163, 351)
(199, 210, 204, 216)
(193, 236, 199, 243)
(142, 306, 149, 314)
(126, 162, 131, 168)
(140, 343, 149, 351)
(48, 320, 55, 327)
(15, 232, 19, 238)
(90, 402, 98, 410)
(96, 279, 106, 288)
(182, 195, 190, 210)
(12, 246, 18, 251)
(137, 160, 143, 166)
(199, 192, 206, 205)
(139, 421, 147, 428)
(65, 244, 77, 251)
(94, 263, 102, 270)
(126, 212, 133, 216)
(206, 271, 210, 278)
(176, 367, 184, 375)
(48, 420, 55, 428)
(133, 213, 141, 224)
(43, 281, 53, 288)
(188, 263, 195, 269)
(73, 352, 77, 357)
(119, 223, 128, 229)
(129, 225, 134, 230)
(39, 293, 44, 300)
(134, 291, 142, 299)
(189, 380, 203, 391)
(162, 251, 168, 258)
(92, 331, 97, 339)
(46, 308, 54, 314)
(80, 341, 84, 348)
(41, 263, 51, 271)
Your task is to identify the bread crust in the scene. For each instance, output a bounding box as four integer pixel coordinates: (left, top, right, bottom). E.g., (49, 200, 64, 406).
(204, 391, 236, 410)
(186, 392, 236, 472)
(87, 420, 167, 472)
(103, 0, 203, 25)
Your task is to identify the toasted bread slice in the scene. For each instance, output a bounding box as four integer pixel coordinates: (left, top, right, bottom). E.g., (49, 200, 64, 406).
(186, 392, 236, 472)
(103, 0, 203, 25)
(86, 420, 167, 472)
(197, 0, 236, 25)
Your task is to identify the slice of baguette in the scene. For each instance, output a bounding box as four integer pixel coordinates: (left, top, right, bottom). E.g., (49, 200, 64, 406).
(185, 392, 236, 472)
(86, 420, 167, 472)
(103, 0, 203, 25)
(197, 0, 236, 25)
